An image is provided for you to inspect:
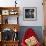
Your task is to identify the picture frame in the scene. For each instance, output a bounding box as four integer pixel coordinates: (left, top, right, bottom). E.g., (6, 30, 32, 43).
(2, 10, 9, 15)
(23, 7, 37, 20)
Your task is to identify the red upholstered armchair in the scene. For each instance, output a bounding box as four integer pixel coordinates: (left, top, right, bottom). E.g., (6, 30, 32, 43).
(21, 28, 41, 46)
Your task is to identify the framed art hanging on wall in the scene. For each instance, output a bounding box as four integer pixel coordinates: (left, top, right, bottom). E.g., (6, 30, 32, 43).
(23, 7, 37, 21)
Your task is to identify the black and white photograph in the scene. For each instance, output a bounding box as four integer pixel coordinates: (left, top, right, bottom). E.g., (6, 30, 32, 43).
(23, 7, 37, 20)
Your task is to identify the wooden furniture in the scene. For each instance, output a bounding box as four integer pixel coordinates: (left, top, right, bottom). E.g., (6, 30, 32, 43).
(0, 7, 19, 46)
(0, 7, 19, 24)
(0, 41, 2, 46)
(2, 41, 19, 46)
(43, 0, 46, 26)
(43, 0, 46, 46)
(44, 27, 46, 46)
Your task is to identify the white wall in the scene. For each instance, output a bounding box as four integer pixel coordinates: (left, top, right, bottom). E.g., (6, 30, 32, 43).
(18, 0, 44, 26)
(0, 0, 44, 26)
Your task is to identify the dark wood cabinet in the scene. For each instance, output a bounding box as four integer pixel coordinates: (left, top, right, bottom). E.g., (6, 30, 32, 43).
(0, 41, 2, 46)
(2, 41, 19, 46)
(0, 7, 19, 46)
(0, 41, 19, 46)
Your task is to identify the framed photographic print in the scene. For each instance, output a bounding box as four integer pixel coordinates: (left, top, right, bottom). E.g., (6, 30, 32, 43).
(23, 7, 37, 20)
(2, 10, 9, 15)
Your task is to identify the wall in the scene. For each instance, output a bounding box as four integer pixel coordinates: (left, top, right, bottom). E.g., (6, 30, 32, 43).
(0, 0, 44, 26)
(18, 0, 44, 26)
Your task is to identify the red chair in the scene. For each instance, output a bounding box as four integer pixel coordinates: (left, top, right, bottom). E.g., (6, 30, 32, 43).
(21, 28, 41, 46)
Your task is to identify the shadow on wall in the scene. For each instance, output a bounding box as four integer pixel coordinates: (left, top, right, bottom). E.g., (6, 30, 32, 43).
(18, 26, 43, 44)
